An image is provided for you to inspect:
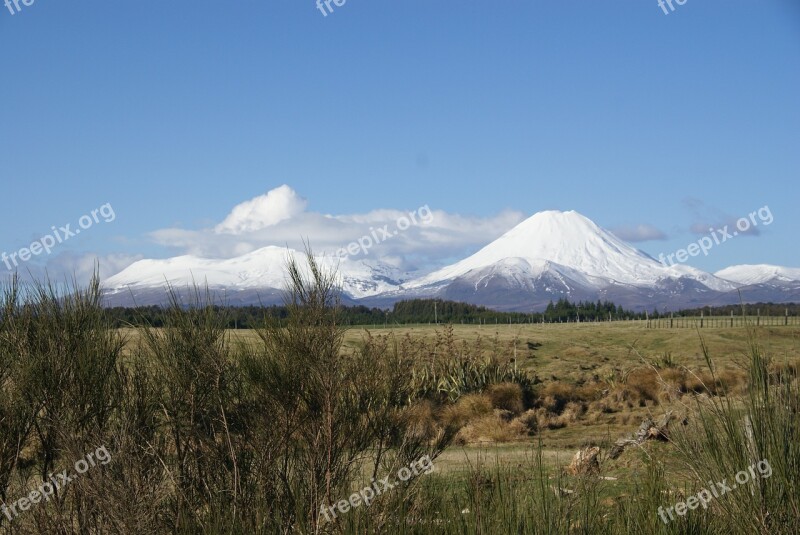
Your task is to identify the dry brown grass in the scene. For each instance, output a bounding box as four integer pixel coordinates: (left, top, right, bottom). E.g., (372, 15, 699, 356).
(511, 409, 539, 435)
(532, 407, 566, 430)
(454, 412, 527, 444)
(487, 382, 524, 414)
(624, 368, 661, 405)
(557, 401, 585, 424)
(658, 367, 688, 395)
(769, 360, 799, 382)
(539, 381, 603, 407)
(685, 369, 719, 394)
(401, 400, 440, 442)
(717, 368, 748, 394)
(539, 382, 578, 413)
(385, 331, 786, 447)
(502, 361, 754, 439)
(441, 390, 536, 444)
(440, 393, 493, 430)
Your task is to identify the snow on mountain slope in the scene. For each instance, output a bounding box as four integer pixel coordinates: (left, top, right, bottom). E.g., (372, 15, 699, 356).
(103, 209, 794, 311)
(104, 246, 404, 299)
(406, 210, 735, 292)
(715, 264, 800, 286)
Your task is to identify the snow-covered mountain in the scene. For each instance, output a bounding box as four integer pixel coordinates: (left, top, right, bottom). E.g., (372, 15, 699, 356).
(715, 265, 800, 286)
(103, 246, 408, 306)
(407, 210, 733, 291)
(103, 210, 799, 311)
(380, 210, 738, 311)
(711, 264, 800, 304)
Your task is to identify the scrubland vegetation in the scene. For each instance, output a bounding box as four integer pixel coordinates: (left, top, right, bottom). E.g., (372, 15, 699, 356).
(0, 256, 798, 533)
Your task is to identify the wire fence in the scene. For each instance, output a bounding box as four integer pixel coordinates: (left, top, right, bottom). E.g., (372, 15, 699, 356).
(644, 315, 799, 329)
(353, 315, 800, 330)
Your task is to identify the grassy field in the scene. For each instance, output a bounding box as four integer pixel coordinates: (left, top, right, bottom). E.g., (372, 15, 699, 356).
(130, 317, 800, 378)
(358, 324, 798, 453)
(117, 321, 800, 455)
(339, 321, 800, 375)
(332, 321, 800, 533)
(225, 320, 800, 464)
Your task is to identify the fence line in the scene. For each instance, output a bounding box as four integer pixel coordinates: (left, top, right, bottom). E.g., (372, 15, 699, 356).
(353, 315, 799, 330)
(644, 315, 799, 329)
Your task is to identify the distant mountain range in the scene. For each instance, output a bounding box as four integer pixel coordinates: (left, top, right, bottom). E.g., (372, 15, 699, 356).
(103, 210, 800, 311)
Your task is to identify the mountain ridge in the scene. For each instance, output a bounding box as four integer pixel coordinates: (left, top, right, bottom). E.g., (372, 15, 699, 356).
(103, 210, 800, 311)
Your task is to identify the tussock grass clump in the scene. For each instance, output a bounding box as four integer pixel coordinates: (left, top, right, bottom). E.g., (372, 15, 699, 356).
(487, 382, 525, 414)
(440, 393, 494, 430)
(539, 380, 603, 408)
(454, 413, 527, 445)
(685, 369, 720, 395)
(511, 409, 539, 435)
(768, 359, 799, 381)
(624, 368, 662, 405)
(401, 400, 440, 442)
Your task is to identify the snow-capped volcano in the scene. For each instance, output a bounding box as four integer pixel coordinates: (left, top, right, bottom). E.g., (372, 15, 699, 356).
(407, 210, 733, 292)
(391, 210, 738, 309)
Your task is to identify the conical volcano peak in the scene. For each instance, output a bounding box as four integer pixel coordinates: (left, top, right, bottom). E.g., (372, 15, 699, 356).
(409, 210, 681, 288)
(472, 210, 647, 271)
(501, 210, 610, 242)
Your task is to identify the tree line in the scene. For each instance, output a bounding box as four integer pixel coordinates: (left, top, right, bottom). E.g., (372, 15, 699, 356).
(103, 298, 650, 327)
(664, 302, 800, 318)
(102, 299, 799, 328)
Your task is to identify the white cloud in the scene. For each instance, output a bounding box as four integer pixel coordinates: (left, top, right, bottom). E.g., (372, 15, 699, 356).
(146, 185, 525, 272)
(214, 184, 307, 234)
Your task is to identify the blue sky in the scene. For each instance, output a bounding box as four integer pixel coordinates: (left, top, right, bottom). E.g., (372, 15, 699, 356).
(1, 0, 799, 281)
